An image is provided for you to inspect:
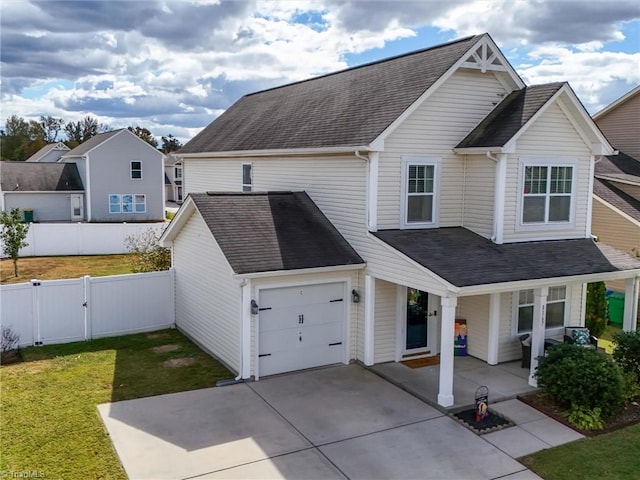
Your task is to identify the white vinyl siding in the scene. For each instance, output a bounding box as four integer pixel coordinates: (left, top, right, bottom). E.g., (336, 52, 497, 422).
(462, 155, 495, 238)
(503, 102, 592, 242)
(374, 279, 397, 363)
(378, 69, 509, 230)
(173, 212, 240, 372)
(456, 295, 490, 361)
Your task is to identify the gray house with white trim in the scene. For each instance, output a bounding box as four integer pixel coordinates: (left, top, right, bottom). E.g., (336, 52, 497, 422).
(162, 33, 640, 408)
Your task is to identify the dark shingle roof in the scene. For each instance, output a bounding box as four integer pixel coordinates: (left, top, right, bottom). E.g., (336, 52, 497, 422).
(180, 35, 483, 154)
(595, 151, 640, 184)
(456, 83, 565, 148)
(593, 178, 640, 222)
(0, 161, 84, 191)
(372, 227, 639, 287)
(191, 192, 364, 274)
(63, 129, 123, 157)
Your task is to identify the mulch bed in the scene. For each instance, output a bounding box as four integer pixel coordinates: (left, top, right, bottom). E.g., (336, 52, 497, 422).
(518, 391, 640, 436)
(452, 409, 515, 434)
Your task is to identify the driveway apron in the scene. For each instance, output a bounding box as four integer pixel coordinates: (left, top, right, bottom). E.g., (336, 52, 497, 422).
(99, 364, 535, 479)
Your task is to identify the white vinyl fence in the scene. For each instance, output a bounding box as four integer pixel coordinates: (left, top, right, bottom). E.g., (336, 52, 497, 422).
(1, 269, 175, 348)
(8, 222, 167, 257)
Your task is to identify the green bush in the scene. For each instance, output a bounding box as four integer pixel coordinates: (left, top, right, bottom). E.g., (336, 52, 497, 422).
(563, 404, 604, 431)
(585, 282, 607, 337)
(612, 330, 640, 379)
(535, 344, 624, 417)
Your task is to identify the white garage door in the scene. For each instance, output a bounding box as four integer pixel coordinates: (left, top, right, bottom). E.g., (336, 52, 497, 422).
(258, 282, 346, 377)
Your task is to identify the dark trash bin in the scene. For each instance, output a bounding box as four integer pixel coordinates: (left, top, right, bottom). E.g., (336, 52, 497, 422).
(520, 334, 531, 368)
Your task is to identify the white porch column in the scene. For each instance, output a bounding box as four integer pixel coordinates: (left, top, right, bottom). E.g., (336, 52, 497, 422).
(438, 296, 458, 407)
(487, 292, 500, 365)
(529, 287, 548, 387)
(364, 275, 375, 366)
(241, 280, 252, 379)
(623, 277, 639, 332)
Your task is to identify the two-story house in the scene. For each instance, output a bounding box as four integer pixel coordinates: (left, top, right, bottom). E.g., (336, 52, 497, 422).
(591, 86, 640, 294)
(164, 154, 184, 204)
(160, 34, 640, 407)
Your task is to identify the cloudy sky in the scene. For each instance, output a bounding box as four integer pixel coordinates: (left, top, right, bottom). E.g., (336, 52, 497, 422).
(1, 0, 639, 144)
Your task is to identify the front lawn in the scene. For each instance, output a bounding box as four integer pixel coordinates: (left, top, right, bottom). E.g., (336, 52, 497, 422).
(1, 254, 135, 284)
(0, 329, 232, 479)
(520, 423, 640, 479)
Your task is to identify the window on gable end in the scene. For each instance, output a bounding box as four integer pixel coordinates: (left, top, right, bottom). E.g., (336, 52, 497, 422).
(401, 157, 439, 228)
(242, 163, 252, 192)
(521, 162, 574, 225)
(131, 161, 142, 179)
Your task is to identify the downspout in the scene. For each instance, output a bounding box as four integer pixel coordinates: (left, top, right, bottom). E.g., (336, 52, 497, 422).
(355, 150, 378, 232)
(83, 155, 91, 221)
(487, 151, 506, 244)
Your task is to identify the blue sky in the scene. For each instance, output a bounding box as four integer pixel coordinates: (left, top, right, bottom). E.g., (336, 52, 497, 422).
(1, 0, 638, 144)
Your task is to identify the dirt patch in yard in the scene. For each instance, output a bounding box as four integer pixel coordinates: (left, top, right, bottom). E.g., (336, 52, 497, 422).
(146, 332, 171, 339)
(163, 357, 196, 368)
(519, 392, 640, 436)
(152, 344, 181, 353)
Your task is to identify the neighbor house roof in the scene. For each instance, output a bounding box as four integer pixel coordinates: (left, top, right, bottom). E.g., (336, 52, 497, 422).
(0, 161, 84, 191)
(372, 227, 640, 288)
(456, 83, 565, 148)
(179, 35, 485, 154)
(25, 142, 70, 162)
(190, 192, 364, 274)
(593, 178, 640, 222)
(593, 85, 640, 120)
(594, 151, 640, 185)
(63, 129, 124, 156)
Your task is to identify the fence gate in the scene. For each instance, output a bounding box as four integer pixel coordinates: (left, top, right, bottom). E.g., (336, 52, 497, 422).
(33, 278, 86, 345)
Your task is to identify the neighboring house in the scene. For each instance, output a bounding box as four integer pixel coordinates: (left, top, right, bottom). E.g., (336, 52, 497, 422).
(592, 86, 640, 293)
(25, 142, 71, 163)
(164, 154, 184, 203)
(0, 161, 84, 221)
(60, 129, 165, 222)
(161, 34, 640, 407)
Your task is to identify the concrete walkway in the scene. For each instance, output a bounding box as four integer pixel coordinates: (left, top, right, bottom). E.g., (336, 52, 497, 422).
(98, 364, 582, 479)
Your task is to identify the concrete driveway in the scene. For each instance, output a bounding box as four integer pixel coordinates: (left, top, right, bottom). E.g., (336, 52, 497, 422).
(98, 364, 539, 479)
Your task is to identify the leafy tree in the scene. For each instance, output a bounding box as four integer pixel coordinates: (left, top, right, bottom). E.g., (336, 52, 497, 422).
(128, 126, 158, 148)
(4, 115, 30, 138)
(124, 228, 171, 273)
(161, 134, 182, 153)
(0, 208, 30, 277)
(39, 115, 65, 142)
(585, 281, 608, 337)
(64, 116, 110, 144)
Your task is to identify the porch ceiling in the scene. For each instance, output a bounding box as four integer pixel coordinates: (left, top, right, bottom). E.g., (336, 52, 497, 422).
(372, 227, 640, 288)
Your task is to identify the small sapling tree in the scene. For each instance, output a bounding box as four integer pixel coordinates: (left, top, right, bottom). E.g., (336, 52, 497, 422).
(0, 208, 30, 277)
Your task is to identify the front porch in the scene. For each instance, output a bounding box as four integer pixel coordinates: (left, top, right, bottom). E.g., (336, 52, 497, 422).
(370, 356, 537, 411)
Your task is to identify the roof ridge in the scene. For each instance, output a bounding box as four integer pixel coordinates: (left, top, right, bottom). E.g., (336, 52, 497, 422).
(245, 34, 483, 97)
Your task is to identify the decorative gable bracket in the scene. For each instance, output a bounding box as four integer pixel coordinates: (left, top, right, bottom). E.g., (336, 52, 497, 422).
(461, 40, 507, 73)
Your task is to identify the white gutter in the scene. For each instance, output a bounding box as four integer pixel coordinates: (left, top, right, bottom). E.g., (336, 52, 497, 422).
(232, 262, 366, 280)
(355, 150, 378, 232)
(180, 145, 373, 159)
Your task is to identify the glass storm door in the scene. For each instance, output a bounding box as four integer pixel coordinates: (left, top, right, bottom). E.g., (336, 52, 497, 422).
(406, 289, 429, 353)
(70, 194, 83, 221)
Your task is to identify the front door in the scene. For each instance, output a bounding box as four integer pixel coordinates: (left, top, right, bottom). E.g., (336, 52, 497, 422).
(405, 288, 429, 355)
(70, 194, 84, 221)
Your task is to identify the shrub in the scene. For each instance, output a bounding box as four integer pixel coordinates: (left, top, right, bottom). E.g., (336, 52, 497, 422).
(535, 343, 624, 417)
(563, 404, 604, 431)
(1, 325, 19, 353)
(612, 330, 640, 379)
(585, 282, 607, 337)
(124, 227, 171, 273)
(622, 372, 640, 401)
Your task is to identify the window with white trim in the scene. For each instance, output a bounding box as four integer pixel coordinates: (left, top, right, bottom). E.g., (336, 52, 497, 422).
(516, 286, 567, 334)
(131, 161, 142, 179)
(242, 163, 252, 192)
(521, 164, 573, 224)
(108, 194, 146, 214)
(401, 158, 438, 227)
(174, 165, 182, 179)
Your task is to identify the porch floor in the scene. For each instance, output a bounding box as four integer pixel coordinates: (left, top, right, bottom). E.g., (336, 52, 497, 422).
(369, 355, 537, 411)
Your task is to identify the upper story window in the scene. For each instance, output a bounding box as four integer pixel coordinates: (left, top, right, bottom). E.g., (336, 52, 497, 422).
(131, 161, 142, 180)
(520, 161, 574, 225)
(174, 165, 182, 180)
(516, 286, 567, 334)
(401, 157, 439, 228)
(242, 163, 252, 192)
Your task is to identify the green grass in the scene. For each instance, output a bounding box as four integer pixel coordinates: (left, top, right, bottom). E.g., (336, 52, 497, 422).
(520, 424, 640, 480)
(1, 329, 232, 479)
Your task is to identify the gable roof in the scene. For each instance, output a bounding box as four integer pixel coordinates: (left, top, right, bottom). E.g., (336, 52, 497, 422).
(456, 83, 565, 149)
(372, 227, 640, 288)
(593, 178, 640, 223)
(25, 142, 70, 162)
(1, 161, 84, 191)
(63, 129, 123, 157)
(179, 35, 487, 154)
(188, 192, 364, 274)
(593, 85, 640, 121)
